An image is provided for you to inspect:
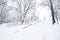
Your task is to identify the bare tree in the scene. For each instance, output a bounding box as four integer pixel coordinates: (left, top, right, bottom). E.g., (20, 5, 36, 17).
(50, 0, 55, 24)
(14, 0, 36, 24)
(53, 0, 60, 24)
(0, 0, 8, 24)
(40, 0, 56, 24)
(0, 0, 37, 24)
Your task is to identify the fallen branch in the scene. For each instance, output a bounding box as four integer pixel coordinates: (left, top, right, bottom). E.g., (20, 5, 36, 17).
(15, 20, 40, 33)
(22, 20, 40, 29)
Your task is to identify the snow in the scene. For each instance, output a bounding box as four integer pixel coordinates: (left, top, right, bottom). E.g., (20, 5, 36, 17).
(0, 0, 60, 40)
(0, 21, 60, 40)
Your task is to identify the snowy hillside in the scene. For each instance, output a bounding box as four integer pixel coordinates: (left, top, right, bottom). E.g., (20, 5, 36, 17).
(0, 21, 60, 40)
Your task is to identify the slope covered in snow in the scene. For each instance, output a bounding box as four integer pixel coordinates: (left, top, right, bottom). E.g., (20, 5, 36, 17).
(0, 21, 60, 40)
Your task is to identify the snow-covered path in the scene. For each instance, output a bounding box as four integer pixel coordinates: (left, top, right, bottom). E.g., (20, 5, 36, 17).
(0, 21, 60, 40)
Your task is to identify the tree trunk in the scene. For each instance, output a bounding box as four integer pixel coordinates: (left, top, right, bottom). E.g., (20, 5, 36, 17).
(50, 0, 55, 24)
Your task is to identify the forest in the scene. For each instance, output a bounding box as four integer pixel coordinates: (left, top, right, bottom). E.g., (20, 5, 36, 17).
(0, 0, 60, 24)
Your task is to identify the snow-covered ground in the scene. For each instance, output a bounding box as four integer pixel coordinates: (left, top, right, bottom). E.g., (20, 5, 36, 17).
(0, 21, 60, 40)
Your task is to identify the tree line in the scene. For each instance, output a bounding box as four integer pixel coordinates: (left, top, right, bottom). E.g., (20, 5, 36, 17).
(0, 0, 60, 24)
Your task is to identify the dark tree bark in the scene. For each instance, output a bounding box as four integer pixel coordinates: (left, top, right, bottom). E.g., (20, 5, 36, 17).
(50, 0, 55, 24)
